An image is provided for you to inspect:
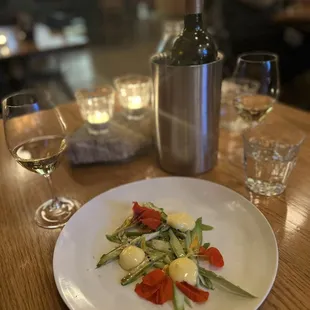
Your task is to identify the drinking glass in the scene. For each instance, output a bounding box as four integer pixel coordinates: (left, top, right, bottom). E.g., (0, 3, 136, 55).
(75, 85, 115, 135)
(114, 74, 152, 120)
(220, 78, 259, 132)
(243, 122, 305, 196)
(2, 89, 80, 228)
(233, 52, 280, 127)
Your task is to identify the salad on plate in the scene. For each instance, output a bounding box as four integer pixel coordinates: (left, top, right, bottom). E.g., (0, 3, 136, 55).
(96, 202, 256, 309)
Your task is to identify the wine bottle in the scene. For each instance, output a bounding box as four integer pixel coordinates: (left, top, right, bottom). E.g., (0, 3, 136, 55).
(170, 0, 218, 66)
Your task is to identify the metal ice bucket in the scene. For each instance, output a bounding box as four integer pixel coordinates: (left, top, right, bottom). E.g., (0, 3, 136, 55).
(151, 52, 223, 175)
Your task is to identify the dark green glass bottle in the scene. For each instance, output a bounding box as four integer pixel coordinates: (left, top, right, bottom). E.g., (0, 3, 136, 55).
(171, 0, 217, 66)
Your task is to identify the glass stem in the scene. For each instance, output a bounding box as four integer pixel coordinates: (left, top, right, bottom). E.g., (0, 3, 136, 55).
(45, 175, 60, 210)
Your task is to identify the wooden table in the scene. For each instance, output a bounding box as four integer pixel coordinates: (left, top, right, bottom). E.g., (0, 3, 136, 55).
(1, 103, 310, 310)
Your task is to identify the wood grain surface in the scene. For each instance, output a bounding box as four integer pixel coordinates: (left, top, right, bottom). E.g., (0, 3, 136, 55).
(0, 102, 310, 310)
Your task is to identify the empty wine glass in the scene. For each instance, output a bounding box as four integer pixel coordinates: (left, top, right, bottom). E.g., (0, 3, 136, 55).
(2, 89, 80, 229)
(233, 52, 280, 127)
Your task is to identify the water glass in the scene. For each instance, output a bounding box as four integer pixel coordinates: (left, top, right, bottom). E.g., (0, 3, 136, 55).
(114, 75, 152, 120)
(75, 86, 115, 135)
(243, 123, 305, 196)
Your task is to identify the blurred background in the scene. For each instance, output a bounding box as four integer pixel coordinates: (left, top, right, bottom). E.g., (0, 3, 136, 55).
(0, 0, 309, 109)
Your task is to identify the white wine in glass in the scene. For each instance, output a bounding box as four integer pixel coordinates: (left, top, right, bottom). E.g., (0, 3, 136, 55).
(234, 94, 274, 124)
(2, 89, 80, 229)
(233, 52, 280, 127)
(12, 135, 66, 175)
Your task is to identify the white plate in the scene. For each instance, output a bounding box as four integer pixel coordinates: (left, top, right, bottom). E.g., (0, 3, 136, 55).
(53, 177, 278, 310)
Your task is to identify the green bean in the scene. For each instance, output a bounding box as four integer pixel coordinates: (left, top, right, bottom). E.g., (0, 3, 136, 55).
(173, 283, 185, 310)
(125, 231, 148, 237)
(164, 255, 172, 264)
(154, 261, 166, 269)
(121, 253, 165, 286)
(140, 236, 147, 251)
(173, 229, 187, 240)
(97, 236, 142, 268)
(148, 239, 171, 253)
(169, 230, 185, 258)
(184, 296, 193, 308)
(96, 246, 124, 268)
(106, 234, 122, 244)
(97, 233, 159, 268)
(111, 216, 134, 236)
(185, 231, 192, 254)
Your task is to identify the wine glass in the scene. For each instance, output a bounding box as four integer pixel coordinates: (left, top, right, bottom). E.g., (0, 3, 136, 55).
(2, 89, 80, 229)
(156, 20, 183, 53)
(233, 52, 280, 127)
(220, 77, 260, 132)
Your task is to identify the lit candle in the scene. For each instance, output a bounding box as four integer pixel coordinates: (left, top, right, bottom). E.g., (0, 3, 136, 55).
(0, 34, 7, 45)
(128, 96, 143, 110)
(87, 111, 110, 124)
(114, 75, 151, 120)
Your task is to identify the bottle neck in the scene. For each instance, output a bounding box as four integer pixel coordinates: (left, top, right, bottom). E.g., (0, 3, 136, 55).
(186, 0, 203, 14)
(184, 13, 203, 31)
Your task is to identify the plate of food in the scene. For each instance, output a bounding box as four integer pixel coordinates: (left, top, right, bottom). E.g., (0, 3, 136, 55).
(53, 177, 278, 310)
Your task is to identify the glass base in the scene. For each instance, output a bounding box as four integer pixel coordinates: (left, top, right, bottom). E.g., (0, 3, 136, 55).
(122, 107, 146, 120)
(246, 178, 286, 197)
(34, 197, 81, 229)
(87, 122, 109, 135)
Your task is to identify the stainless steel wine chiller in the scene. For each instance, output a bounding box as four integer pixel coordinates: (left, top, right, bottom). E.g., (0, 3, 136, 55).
(151, 52, 223, 175)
